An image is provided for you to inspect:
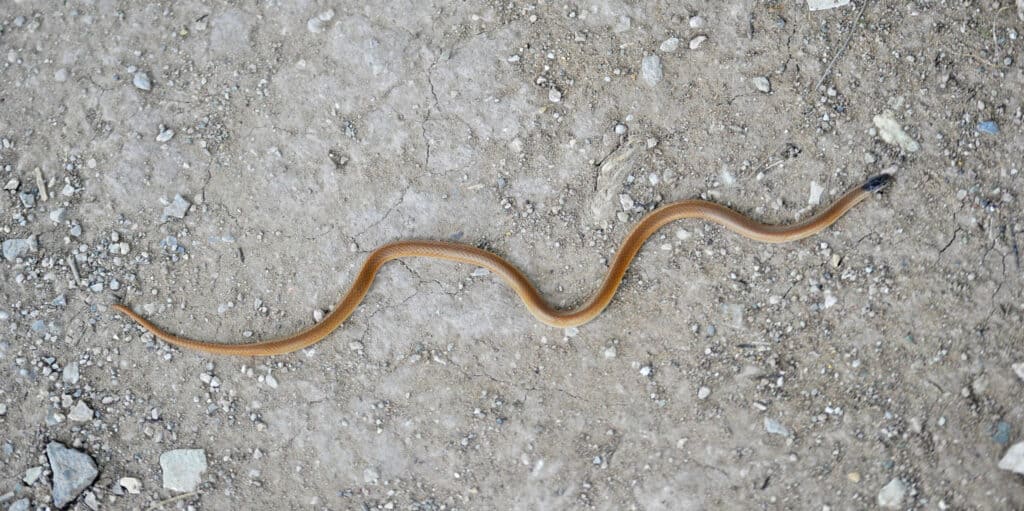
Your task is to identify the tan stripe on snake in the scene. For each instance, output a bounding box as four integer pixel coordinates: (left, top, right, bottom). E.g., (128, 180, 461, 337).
(113, 174, 894, 356)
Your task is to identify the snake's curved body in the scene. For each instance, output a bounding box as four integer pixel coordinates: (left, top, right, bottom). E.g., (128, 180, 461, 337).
(113, 174, 893, 356)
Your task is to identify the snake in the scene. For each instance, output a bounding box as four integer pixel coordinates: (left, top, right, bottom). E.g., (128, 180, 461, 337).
(112, 173, 894, 356)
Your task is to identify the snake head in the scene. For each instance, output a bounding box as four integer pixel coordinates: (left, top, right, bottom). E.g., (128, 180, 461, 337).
(862, 173, 895, 193)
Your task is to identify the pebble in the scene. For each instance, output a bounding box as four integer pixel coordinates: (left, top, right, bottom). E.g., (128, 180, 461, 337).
(23, 466, 43, 485)
(265, 372, 279, 389)
(2, 236, 37, 261)
(49, 207, 66, 222)
(306, 9, 335, 33)
(161, 194, 192, 222)
(132, 71, 151, 91)
(999, 442, 1024, 474)
(641, 55, 663, 86)
(54, 68, 69, 82)
(872, 111, 920, 152)
(47, 441, 99, 508)
(1012, 362, 1024, 382)
(689, 15, 705, 28)
(688, 35, 707, 49)
(976, 120, 999, 135)
(69, 401, 94, 422)
(160, 449, 208, 492)
(808, 181, 824, 205)
(659, 37, 680, 53)
(807, 0, 851, 10)
(119, 477, 142, 494)
(877, 478, 907, 509)
(639, 365, 652, 377)
(548, 88, 562, 103)
(752, 76, 771, 93)
(847, 471, 861, 483)
(993, 421, 1011, 445)
(618, 193, 634, 211)
(603, 346, 617, 359)
(764, 417, 790, 437)
(8, 499, 29, 511)
(697, 386, 711, 400)
(156, 127, 175, 142)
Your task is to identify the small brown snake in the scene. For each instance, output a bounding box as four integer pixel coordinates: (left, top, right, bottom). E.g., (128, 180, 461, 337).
(113, 173, 893, 356)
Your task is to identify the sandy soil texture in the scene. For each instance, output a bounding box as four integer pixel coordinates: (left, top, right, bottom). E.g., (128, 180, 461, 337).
(1, 1, 1023, 509)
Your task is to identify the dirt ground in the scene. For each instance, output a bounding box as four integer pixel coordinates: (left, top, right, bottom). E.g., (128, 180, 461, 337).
(1, 1, 1023, 509)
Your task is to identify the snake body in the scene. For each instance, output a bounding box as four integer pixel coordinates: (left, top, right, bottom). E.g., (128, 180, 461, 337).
(113, 174, 893, 356)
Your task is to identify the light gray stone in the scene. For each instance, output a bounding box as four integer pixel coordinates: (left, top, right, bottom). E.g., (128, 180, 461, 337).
(160, 449, 208, 492)
(877, 478, 907, 509)
(641, 55, 663, 86)
(46, 442, 98, 508)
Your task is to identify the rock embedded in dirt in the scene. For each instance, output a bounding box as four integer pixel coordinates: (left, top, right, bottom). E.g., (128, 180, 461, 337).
(160, 449, 208, 492)
(641, 55, 663, 86)
(46, 441, 99, 508)
(877, 478, 907, 509)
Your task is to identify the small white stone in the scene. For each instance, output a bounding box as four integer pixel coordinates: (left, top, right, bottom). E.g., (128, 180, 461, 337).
(807, 0, 851, 11)
(1012, 362, 1024, 382)
(160, 449, 207, 492)
(618, 193, 634, 211)
(659, 37, 680, 53)
(307, 9, 335, 33)
(688, 35, 707, 49)
(548, 88, 562, 103)
(641, 55, 663, 87)
(752, 76, 771, 93)
(603, 346, 617, 359)
(119, 477, 142, 494)
(808, 181, 825, 205)
(872, 111, 920, 153)
(823, 293, 838, 309)
(133, 71, 151, 91)
(24, 466, 43, 485)
(999, 442, 1024, 475)
(689, 16, 705, 28)
(764, 417, 790, 437)
(697, 386, 711, 400)
(265, 372, 279, 389)
(877, 478, 907, 509)
(639, 366, 652, 377)
(156, 128, 175, 143)
(69, 401, 93, 422)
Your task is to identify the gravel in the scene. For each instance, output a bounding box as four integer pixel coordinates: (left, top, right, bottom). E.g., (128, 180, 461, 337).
(160, 449, 208, 492)
(46, 441, 98, 508)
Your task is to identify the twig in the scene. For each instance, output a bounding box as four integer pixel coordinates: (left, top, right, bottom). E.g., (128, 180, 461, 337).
(812, 0, 872, 92)
(145, 491, 201, 511)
